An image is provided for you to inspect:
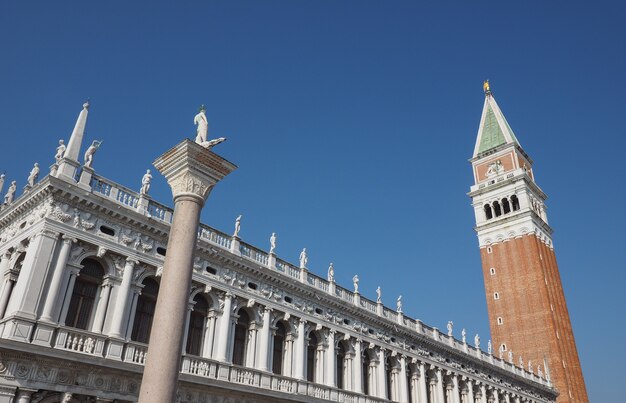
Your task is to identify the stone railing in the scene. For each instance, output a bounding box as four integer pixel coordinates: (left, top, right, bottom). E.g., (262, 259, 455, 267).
(180, 356, 389, 402)
(81, 174, 549, 387)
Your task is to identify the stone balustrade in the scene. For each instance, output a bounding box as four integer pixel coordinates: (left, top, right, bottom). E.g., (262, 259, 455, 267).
(79, 173, 549, 386)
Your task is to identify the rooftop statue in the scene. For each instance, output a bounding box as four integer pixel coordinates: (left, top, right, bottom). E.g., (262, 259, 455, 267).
(4, 181, 16, 204)
(483, 79, 491, 94)
(27, 163, 40, 187)
(140, 169, 152, 195)
(488, 339, 492, 354)
(55, 140, 66, 163)
(269, 232, 276, 254)
(447, 321, 453, 337)
(376, 286, 382, 303)
(84, 140, 102, 169)
(461, 328, 466, 343)
(396, 295, 402, 313)
(194, 105, 226, 150)
(299, 248, 308, 269)
(327, 263, 335, 282)
(233, 215, 242, 237)
(474, 334, 480, 348)
(0, 174, 5, 194)
(352, 275, 359, 293)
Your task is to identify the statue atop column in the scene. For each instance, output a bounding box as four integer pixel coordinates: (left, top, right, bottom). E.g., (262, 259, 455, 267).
(233, 215, 242, 237)
(488, 339, 492, 354)
(447, 321, 453, 337)
(396, 295, 402, 313)
(55, 140, 66, 163)
(27, 163, 40, 187)
(0, 173, 5, 194)
(327, 263, 335, 282)
(474, 334, 480, 349)
(4, 181, 16, 204)
(269, 232, 277, 254)
(84, 140, 102, 168)
(194, 105, 226, 150)
(352, 275, 359, 293)
(461, 328, 466, 343)
(140, 169, 152, 195)
(376, 286, 382, 303)
(299, 248, 308, 269)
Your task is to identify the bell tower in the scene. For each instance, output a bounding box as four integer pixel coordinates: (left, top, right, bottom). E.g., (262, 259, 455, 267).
(468, 82, 588, 403)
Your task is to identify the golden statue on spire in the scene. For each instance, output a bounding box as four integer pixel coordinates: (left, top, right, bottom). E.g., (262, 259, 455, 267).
(483, 79, 491, 94)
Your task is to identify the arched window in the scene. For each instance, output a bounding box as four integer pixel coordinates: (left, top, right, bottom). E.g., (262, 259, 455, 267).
(363, 351, 371, 395)
(186, 294, 209, 356)
(233, 309, 250, 366)
(272, 321, 286, 374)
(493, 201, 502, 217)
(511, 195, 520, 211)
(484, 204, 493, 220)
(131, 277, 160, 343)
(336, 341, 346, 389)
(65, 258, 104, 330)
(306, 331, 318, 382)
(502, 198, 511, 214)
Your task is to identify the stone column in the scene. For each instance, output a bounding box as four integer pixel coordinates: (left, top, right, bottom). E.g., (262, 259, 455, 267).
(40, 236, 75, 322)
(0, 279, 14, 319)
(294, 318, 306, 380)
(91, 281, 113, 333)
(257, 307, 272, 371)
(377, 348, 387, 399)
(138, 140, 236, 403)
(14, 389, 35, 403)
(0, 250, 13, 297)
(325, 330, 336, 387)
(467, 379, 475, 403)
(453, 374, 461, 403)
(418, 362, 428, 403)
(480, 384, 487, 403)
(202, 311, 216, 358)
(125, 288, 141, 339)
(399, 355, 409, 403)
(181, 302, 194, 354)
(493, 389, 500, 403)
(214, 292, 234, 362)
(59, 268, 80, 325)
(436, 368, 445, 403)
(353, 339, 363, 394)
(109, 259, 138, 338)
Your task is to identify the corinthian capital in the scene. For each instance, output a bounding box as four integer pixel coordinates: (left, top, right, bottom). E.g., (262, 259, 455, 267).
(153, 140, 237, 205)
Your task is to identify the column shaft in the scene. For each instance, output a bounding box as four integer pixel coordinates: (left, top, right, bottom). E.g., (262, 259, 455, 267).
(138, 198, 203, 403)
(40, 237, 74, 322)
(91, 283, 112, 333)
(257, 308, 271, 371)
(377, 349, 387, 399)
(0, 280, 14, 319)
(109, 259, 136, 338)
(418, 363, 428, 403)
(353, 340, 363, 394)
(326, 330, 336, 387)
(294, 319, 306, 380)
(214, 293, 233, 362)
(60, 271, 79, 325)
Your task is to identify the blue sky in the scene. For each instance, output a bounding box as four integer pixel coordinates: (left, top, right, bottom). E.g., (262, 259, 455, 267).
(1, 1, 624, 400)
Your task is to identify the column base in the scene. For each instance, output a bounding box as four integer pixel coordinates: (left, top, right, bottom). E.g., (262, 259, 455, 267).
(31, 322, 57, 347)
(1, 316, 35, 342)
(105, 338, 125, 360)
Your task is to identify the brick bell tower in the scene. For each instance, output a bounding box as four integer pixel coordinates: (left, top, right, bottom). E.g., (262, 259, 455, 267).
(468, 81, 588, 403)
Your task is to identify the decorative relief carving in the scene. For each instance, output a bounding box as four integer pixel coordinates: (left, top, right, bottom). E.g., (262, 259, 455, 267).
(169, 172, 213, 201)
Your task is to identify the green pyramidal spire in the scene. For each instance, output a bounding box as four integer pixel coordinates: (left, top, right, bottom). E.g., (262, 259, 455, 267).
(473, 82, 520, 158)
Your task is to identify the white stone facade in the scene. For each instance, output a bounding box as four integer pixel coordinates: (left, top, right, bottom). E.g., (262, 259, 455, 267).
(0, 108, 557, 403)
